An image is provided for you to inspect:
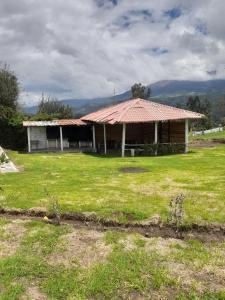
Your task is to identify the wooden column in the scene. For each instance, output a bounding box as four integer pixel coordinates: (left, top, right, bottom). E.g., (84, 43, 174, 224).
(103, 124, 107, 155)
(59, 126, 63, 151)
(92, 125, 96, 151)
(154, 121, 158, 156)
(185, 119, 189, 153)
(27, 127, 31, 153)
(121, 123, 126, 157)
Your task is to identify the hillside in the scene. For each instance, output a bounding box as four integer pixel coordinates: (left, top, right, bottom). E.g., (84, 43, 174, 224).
(24, 79, 225, 121)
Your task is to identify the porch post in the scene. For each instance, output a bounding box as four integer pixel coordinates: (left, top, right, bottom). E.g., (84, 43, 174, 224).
(27, 127, 31, 153)
(154, 121, 158, 156)
(59, 126, 63, 151)
(92, 125, 96, 151)
(103, 124, 107, 155)
(185, 119, 189, 153)
(122, 123, 126, 157)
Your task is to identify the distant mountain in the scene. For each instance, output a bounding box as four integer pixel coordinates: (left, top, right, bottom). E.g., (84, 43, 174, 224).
(149, 79, 225, 96)
(24, 79, 225, 119)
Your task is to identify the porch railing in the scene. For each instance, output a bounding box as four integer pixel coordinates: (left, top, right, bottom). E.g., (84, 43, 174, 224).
(30, 139, 93, 151)
(125, 143, 186, 156)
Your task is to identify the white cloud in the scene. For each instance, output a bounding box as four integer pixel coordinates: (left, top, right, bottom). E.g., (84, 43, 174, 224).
(0, 0, 225, 106)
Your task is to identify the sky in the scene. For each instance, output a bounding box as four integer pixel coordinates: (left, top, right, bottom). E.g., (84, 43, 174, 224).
(0, 0, 225, 106)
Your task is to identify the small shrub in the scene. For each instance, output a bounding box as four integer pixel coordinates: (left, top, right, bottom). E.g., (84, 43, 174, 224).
(158, 143, 185, 155)
(143, 144, 157, 156)
(45, 189, 61, 225)
(168, 194, 185, 228)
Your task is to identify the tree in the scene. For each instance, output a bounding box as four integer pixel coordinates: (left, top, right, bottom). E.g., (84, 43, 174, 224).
(186, 96, 201, 113)
(131, 83, 151, 99)
(200, 98, 212, 129)
(35, 94, 74, 119)
(186, 96, 212, 130)
(0, 63, 19, 109)
(213, 96, 225, 124)
(0, 64, 26, 150)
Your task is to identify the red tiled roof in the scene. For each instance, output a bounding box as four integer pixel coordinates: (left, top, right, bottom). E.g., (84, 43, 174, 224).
(58, 119, 86, 126)
(23, 119, 86, 127)
(81, 98, 204, 124)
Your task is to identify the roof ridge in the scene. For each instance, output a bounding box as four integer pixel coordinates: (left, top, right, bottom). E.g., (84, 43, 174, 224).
(146, 100, 204, 117)
(116, 98, 140, 123)
(81, 100, 130, 122)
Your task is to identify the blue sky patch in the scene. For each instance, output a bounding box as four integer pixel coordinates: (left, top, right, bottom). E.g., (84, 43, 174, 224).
(164, 7, 181, 19)
(151, 47, 169, 55)
(95, 0, 118, 8)
(196, 22, 208, 35)
(115, 9, 153, 28)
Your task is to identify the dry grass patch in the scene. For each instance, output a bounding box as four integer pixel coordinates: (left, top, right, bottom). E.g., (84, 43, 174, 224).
(129, 179, 185, 199)
(145, 238, 187, 256)
(167, 261, 225, 293)
(108, 233, 225, 295)
(48, 227, 111, 268)
(21, 286, 47, 300)
(165, 240, 225, 293)
(0, 219, 27, 258)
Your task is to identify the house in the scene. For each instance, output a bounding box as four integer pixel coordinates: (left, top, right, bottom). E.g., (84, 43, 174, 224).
(23, 98, 204, 156)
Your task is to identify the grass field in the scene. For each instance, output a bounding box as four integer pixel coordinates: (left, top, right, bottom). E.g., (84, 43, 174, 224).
(1, 140, 225, 299)
(190, 129, 225, 141)
(0, 216, 224, 299)
(1, 145, 225, 224)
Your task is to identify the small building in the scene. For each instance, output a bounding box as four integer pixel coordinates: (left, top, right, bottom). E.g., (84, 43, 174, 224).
(23, 98, 204, 156)
(23, 119, 93, 152)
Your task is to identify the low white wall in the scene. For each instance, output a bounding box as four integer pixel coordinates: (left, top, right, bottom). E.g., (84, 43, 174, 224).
(192, 127, 223, 136)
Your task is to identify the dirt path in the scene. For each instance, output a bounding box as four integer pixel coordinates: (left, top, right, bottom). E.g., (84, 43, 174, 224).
(190, 139, 225, 148)
(0, 208, 224, 243)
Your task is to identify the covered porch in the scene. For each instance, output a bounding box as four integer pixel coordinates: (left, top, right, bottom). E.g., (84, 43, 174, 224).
(91, 120, 188, 156)
(82, 98, 204, 157)
(23, 119, 94, 153)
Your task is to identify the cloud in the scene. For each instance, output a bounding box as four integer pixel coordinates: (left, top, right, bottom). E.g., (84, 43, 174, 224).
(207, 70, 217, 76)
(0, 0, 225, 106)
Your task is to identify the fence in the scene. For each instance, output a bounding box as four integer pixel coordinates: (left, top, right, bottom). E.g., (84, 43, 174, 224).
(192, 127, 223, 136)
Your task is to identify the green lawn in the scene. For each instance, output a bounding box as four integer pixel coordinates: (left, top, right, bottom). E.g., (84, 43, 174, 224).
(1, 145, 225, 224)
(0, 217, 224, 299)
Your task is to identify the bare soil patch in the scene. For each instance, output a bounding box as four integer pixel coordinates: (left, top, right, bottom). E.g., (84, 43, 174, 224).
(48, 228, 111, 268)
(145, 237, 186, 256)
(22, 286, 47, 300)
(119, 167, 149, 173)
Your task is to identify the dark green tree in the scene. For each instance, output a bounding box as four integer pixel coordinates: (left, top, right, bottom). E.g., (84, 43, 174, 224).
(0, 64, 26, 149)
(131, 83, 151, 99)
(0, 63, 19, 110)
(186, 96, 212, 130)
(34, 94, 73, 119)
(214, 96, 225, 124)
(186, 96, 201, 113)
(200, 98, 212, 129)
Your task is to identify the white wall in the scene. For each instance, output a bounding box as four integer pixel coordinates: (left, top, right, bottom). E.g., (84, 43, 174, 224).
(30, 127, 47, 150)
